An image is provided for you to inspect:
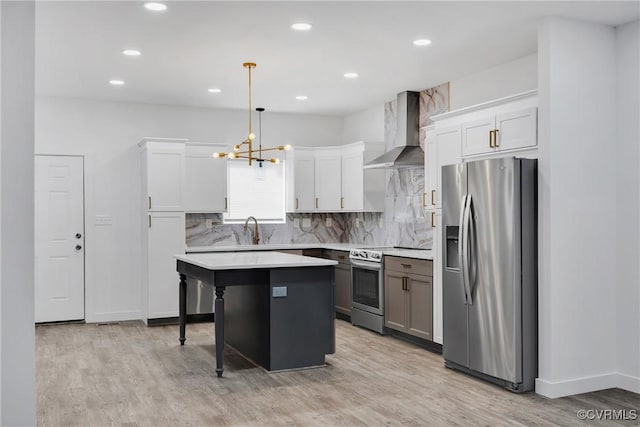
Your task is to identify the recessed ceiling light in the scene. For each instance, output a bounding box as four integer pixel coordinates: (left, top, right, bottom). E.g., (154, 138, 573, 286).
(291, 23, 312, 31)
(295, 95, 308, 100)
(122, 49, 141, 57)
(144, 2, 167, 11)
(343, 72, 359, 79)
(109, 79, 125, 86)
(208, 88, 222, 93)
(413, 39, 432, 46)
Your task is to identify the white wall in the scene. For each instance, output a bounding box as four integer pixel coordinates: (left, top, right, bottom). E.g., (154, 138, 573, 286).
(536, 17, 618, 398)
(342, 104, 384, 144)
(1, 1, 36, 425)
(341, 54, 537, 143)
(35, 97, 343, 322)
(615, 20, 640, 393)
(449, 54, 537, 110)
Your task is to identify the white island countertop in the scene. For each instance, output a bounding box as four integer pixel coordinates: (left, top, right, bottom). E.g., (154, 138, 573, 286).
(175, 251, 338, 270)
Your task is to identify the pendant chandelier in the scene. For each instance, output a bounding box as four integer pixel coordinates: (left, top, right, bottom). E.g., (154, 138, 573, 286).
(213, 62, 291, 165)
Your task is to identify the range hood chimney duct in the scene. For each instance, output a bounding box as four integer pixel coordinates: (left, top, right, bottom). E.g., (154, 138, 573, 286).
(364, 91, 424, 169)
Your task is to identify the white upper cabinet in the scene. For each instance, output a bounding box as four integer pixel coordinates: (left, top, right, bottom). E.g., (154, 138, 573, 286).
(287, 142, 384, 213)
(184, 143, 228, 213)
(287, 148, 316, 212)
(432, 90, 538, 160)
(341, 146, 364, 211)
(424, 125, 462, 211)
(462, 116, 496, 157)
(314, 149, 342, 211)
(139, 138, 187, 212)
(495, 107, 538, 152)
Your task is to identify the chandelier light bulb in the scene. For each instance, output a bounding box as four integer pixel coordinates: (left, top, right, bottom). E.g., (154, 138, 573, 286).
(249, 133, 256, 140)
(213, 152, 220, 158)
(270, 158, 280, 164)
(228, 153, 237, 159)
(233, 145, 240, 151)
(284, 144, 292, 151)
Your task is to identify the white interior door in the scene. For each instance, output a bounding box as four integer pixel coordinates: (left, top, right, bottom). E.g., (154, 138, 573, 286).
(35, 155, 85, 323)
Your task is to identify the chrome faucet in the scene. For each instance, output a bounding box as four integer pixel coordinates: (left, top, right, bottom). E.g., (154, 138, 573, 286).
(243, 216, 260, 245)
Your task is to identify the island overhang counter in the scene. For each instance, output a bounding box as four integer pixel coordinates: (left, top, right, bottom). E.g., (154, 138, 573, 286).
(175, 252, 338, 377)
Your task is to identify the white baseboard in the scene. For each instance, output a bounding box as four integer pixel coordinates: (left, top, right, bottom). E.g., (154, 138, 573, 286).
(616, 373, 640, 394)
(536, 373, 640, 398)
(87, 310, 142, 324)
(536, 373, 619, 398)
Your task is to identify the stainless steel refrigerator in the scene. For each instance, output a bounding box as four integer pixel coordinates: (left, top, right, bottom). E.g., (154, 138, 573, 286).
(441, 157, 537, 392)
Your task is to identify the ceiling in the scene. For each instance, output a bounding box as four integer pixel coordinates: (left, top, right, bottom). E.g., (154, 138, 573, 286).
(35, 1, 639, 116)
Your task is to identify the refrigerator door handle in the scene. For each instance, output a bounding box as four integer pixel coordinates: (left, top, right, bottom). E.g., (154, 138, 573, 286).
(462, 194, 473, 305)
(467, 196, 478, 302)
(458, 194, 469, 304)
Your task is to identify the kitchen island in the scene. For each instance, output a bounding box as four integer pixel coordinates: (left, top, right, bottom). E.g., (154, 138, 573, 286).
(175, 252, 338, 377)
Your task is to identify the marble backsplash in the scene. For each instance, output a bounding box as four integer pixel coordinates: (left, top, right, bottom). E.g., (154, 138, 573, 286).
(186, 208, 431, 248)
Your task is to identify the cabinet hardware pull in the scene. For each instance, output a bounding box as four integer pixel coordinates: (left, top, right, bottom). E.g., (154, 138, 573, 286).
(338, 255, 345, 260)
(341, 197, 344, 209)
(489, 130, 494, 148)
(148, 214, 151, 228)
(431, 190, 436, 206)
(401, 277, 405, 290)
(295, 198, 299, 210)
(224, 197, 227, 210)
(431, 211, 436, 228)
(422, 193, 426, 207)
(494, 129, 500, 147)
(405, 277, 410, 292)
(148, 196, 152, 210)
(315, 197, 319, 209)
(401, 263, 412, 268)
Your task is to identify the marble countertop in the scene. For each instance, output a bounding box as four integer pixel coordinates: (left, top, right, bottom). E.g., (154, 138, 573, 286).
(186, 243, 378, 253)
(176, 252, 338, 270)
(186, 243, 433, 260)
(383, 249, 433, 260)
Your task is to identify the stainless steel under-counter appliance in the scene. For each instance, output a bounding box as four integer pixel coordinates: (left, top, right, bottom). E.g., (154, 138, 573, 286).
(349, 249, 385, 334)
(442, 157, 537, 392)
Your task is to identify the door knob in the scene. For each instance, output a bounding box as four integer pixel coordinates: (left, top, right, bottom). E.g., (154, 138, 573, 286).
(75, 233, 82, 239)
(75, 245, 82, 250)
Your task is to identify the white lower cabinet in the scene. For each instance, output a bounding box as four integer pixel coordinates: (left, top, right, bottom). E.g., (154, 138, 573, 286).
(432, 210, 443, 345)
(143, 211, 185, 321)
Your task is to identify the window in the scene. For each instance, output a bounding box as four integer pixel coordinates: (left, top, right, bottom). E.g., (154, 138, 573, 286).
(223, 160, 286, 223)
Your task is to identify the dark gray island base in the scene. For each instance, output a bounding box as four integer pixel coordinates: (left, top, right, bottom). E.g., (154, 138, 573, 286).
(176, 257, 335, 378)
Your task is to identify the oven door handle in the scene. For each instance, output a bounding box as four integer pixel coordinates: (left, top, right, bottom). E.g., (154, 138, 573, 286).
(349, 259, 382, 270)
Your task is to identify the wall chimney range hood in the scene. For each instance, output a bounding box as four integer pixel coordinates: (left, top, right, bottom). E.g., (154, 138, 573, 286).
(364, 91, 423, 169)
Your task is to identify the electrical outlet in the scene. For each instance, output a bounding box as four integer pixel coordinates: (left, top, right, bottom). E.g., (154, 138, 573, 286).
(205, 219, 213, 229)
(293, 218, 300, 227)
(95, 215, 112, 225)
(326, 217, 332, 227)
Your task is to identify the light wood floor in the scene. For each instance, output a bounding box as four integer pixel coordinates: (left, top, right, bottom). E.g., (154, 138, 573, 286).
(36, 320, 639, 426)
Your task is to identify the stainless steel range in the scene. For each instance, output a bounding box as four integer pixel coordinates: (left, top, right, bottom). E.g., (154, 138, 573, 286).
(349, 248, 385, 334)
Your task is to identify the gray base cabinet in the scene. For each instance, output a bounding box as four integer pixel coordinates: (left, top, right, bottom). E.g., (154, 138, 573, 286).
(384, 256, 433, 341)
(325, 250, 351, 316)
